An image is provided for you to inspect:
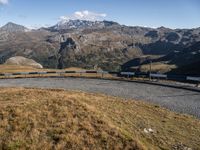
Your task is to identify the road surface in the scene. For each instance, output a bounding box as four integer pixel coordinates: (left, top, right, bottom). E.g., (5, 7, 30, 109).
(0, 77, 200, 118)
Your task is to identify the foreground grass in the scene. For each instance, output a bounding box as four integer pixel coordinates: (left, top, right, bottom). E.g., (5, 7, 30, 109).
(0, 88, 199, 150)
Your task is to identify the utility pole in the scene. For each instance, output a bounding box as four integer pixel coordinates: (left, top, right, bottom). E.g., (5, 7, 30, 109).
(149, 60, 152, 81)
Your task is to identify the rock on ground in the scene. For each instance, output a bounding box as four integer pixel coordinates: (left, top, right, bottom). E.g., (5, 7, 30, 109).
(5, 56, 43, 69)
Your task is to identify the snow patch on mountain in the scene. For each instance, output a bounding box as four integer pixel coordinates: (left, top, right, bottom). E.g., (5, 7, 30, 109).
(51, 19, 118, 31)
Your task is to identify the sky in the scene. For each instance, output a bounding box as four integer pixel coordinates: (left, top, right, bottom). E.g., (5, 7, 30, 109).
(0, 0, 199, 29)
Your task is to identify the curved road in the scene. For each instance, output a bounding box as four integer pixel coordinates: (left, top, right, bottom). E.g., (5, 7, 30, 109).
(0, 77, 200, 118)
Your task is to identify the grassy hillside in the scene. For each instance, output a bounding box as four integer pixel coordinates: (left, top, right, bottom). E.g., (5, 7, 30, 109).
(0, 88, 199, 149)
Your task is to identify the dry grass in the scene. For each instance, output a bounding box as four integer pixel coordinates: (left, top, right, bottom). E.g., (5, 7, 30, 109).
(0, 65, 114, 79)
(131, 62, 177, 73)
(0, 65, 84, 73)
(0, 65, 40, 73)
(0, 88, 200, 150)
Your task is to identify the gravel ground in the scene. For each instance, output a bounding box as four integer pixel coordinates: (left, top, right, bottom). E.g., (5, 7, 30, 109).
(0, 77, 200, 118)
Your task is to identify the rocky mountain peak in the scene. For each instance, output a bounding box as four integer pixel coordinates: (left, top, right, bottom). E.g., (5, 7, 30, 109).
(49, 19, 119, 31)
(0, 22, 29, 32)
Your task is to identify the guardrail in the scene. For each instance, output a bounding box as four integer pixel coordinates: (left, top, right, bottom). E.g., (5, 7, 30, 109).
(0, 70, 199, 85)
(150, 73, 167, 79)
(186, 76, 200, 82)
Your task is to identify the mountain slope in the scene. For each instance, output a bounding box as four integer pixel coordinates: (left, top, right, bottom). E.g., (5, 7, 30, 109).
(122, 41, 200, 75)
(0, 20, 200, 73)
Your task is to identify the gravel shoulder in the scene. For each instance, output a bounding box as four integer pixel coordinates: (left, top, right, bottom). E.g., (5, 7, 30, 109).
(0, 77, 200, 118)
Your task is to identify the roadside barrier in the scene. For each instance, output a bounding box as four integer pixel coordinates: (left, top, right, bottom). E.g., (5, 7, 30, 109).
(0, 70, 199, 85)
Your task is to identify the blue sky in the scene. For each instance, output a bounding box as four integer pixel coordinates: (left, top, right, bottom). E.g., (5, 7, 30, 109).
(0, 0, 199, 29)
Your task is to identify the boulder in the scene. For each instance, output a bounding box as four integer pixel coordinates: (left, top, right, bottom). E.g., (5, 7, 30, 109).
(5, 56, 43, 69)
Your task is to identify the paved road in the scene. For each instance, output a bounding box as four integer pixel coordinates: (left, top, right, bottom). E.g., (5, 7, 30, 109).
(0, 77, 200, 118)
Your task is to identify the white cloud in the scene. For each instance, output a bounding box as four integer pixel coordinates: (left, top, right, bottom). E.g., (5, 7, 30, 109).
(0, 0, 8, 5)
(60, 10, 107, 21)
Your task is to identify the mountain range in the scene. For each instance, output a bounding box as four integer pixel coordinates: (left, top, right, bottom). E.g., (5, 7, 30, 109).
(0, 20, 200, 75)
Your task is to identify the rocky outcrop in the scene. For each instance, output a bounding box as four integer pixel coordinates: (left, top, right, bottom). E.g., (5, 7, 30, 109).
(5, 56, 43, 69)
(57, 37, 78, 69)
